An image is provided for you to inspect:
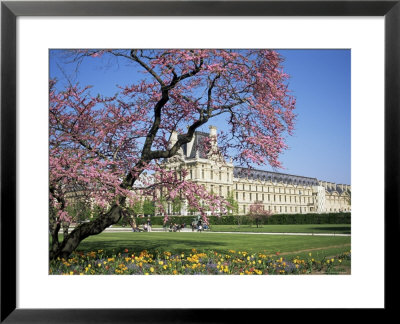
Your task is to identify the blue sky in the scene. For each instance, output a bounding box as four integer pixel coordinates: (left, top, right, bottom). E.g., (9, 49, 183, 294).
(50, 49, 351, 185)
(274, 50, 351, 185)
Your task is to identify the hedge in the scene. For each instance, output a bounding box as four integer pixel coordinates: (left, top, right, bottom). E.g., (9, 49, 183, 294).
(131, 212, 351, 226)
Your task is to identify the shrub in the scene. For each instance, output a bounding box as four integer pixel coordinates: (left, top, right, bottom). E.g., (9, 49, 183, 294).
(129, 212, 351, 226)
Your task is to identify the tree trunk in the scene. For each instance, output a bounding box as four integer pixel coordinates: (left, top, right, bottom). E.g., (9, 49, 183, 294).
(49, 204, 123, 260)
(49, 222, 61, 257)
(62, 221, 70, 240)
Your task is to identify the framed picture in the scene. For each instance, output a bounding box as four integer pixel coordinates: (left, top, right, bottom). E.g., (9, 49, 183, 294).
(1, 0, 398, 321)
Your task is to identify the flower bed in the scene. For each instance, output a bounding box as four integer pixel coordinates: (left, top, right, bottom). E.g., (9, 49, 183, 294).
(49, 249, 351, 275)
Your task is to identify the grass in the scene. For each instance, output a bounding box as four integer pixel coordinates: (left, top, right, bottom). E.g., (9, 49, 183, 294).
(72, 232, 351, 259)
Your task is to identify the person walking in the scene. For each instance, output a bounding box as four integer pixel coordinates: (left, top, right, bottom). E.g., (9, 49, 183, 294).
(147, 218, 152, 232)
(130, 218, 137, 232)
(197, 219, 202, 232)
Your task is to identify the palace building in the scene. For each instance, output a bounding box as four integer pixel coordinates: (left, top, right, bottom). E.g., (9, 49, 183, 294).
(163, 126, 351, 215)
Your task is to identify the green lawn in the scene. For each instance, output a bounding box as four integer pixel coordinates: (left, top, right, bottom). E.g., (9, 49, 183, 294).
(208, 224, 351, 234)
(72, 232, 351, 260)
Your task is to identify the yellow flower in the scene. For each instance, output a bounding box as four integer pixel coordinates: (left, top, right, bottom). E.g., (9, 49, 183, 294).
(69, 271, 74, 275)
(308, 253, 312, 257)
(150, 267, 154, 273)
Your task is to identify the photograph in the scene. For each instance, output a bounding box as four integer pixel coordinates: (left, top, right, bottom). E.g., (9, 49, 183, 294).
(2, 0, 397, 318)
(49, 49, 351, 275)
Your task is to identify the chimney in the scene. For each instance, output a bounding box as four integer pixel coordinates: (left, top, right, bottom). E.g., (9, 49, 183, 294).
(209, 125, 218, 151)
(209, 125, 217, 138)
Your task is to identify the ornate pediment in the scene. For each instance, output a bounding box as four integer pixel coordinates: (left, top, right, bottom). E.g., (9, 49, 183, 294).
(207, 150, 225, 163)
(167, 153, 185, 163)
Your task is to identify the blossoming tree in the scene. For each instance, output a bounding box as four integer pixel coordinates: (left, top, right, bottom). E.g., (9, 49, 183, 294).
(249, 201, 273, 228)
(49, 49, 296, 259)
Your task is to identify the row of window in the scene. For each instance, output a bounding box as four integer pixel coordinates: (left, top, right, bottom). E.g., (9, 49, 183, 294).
(326, 197, 349, 202)
(235, 183, 312, 195)
(242, 205, 313, 214)
(329, 208, 351, 212)
(210, 185, 230, 197)
(190, 167, 316, 193)
(190, 168, 231, 181)
(199, 165, 231, 181)
(236, 192, 314, 204)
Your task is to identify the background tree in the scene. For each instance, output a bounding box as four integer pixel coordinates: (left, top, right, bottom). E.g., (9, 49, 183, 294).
(225, 192, 242, 227)
(249, 201, 272, 228)
(142, 198, 155, 216)
(49, 49, 296, 259)
(171, 196, 183, 215)
(131, 200, 143, 216)
(226, 192, 239, 215)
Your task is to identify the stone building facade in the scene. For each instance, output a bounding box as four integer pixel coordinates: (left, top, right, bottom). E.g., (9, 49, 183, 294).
(163, 126, 351, 215)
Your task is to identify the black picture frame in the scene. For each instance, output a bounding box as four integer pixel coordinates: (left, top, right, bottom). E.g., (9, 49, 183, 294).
(1, 0, 398, 322)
